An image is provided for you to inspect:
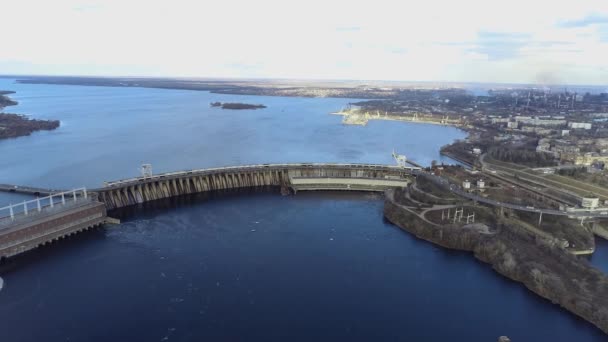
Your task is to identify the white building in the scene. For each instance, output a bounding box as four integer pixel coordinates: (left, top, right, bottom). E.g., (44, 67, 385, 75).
(463, 180, 471, 189)
(568, 122, 592, 130)
(477, 179, 485, 189)
(581, 197, 599, 209)
(515, 116, 567, 126)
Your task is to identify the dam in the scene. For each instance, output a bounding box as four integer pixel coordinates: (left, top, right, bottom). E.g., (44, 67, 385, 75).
(0, 163, 416, 259)
(96, 163, 416, 210)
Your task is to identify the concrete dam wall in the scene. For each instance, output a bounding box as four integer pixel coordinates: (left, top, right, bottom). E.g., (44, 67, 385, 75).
(95, 164, 413, 210)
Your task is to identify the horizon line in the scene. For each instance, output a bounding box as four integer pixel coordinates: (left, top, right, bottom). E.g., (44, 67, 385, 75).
(0, 73, 606, 88)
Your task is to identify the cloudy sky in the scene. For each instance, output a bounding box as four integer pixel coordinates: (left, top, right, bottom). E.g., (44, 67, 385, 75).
(1, 0, 607, 85)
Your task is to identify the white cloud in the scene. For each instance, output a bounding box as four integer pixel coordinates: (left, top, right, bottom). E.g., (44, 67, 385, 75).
(0, 0, 607, 84)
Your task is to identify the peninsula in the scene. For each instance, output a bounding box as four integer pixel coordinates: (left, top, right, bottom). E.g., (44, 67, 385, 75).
(0, 90, 60, 139)
(0, 90, 17, 108)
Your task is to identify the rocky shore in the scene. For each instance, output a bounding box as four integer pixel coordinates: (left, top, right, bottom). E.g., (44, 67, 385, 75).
(384, 187, 608, 335)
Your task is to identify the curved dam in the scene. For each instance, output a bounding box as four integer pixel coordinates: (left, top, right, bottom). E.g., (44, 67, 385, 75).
(0, 163, 414, 260)
(95, 163, 416, 210)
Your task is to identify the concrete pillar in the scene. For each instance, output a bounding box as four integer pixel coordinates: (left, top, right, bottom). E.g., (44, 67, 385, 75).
(83, 189, 88, 199)
(23, 201, 28, 215)
(73, 190, 77, 202)
(62, 193, 66, 204)
(37, 198, 41, 212)
(136, 185, 143, 203)
(170, 179, 177, 195)
(189, 177, 195, 193)
(110, 191, 117, 208)
(181, 178, 187, 194)
(50, 195, 54, 207)
(9, 204, 14, 220)
(194, 177, 202, 192)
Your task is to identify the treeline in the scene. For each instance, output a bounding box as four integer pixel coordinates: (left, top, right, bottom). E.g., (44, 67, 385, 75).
(487, 146, 557, 167)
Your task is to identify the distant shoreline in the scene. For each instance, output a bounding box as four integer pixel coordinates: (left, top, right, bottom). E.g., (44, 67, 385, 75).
(11, 76, 466, 99)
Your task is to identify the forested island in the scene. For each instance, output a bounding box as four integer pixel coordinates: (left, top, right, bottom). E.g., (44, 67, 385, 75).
(210, 102, 266, 110)
(0, 91, 60, 139)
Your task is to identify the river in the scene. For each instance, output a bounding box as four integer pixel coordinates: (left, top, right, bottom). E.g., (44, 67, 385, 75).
(0, 78, 606, 341)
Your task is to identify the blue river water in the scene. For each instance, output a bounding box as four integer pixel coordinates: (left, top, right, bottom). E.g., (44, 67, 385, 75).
(0, 78, 607, 341)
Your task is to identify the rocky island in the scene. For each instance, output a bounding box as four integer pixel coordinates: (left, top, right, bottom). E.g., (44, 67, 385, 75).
(210, 102, 266, 110)
(0, 91, 60, 139)
(383, 175, 608, 335)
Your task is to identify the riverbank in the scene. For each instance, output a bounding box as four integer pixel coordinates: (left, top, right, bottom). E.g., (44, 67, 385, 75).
(384, 186, 608, 335)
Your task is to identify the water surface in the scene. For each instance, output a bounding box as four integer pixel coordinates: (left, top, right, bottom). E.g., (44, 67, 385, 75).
(0, 79, 606, 341)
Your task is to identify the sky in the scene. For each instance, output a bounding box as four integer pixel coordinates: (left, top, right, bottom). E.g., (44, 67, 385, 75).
(1, 0, 607, 85)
